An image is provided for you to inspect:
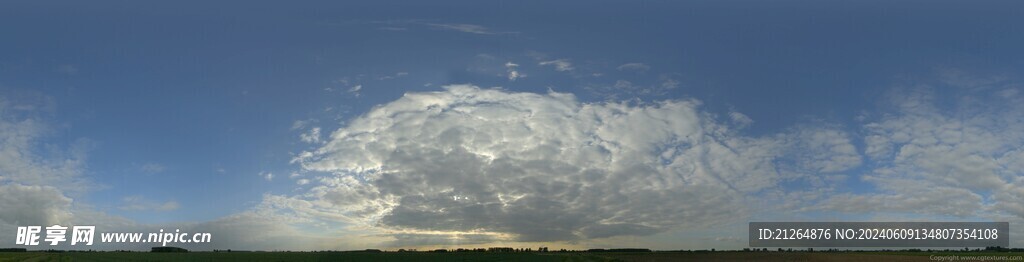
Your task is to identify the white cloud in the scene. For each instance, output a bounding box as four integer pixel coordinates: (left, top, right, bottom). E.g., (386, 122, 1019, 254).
(586, 78, 680, 99)
(426, 23, 502, 35)
(0, 104, 87, 190)
(0, 95, 108, 246)
(346, 85, 364, 97)
(291, 119, 315, 130)
(334, 77, 351, 86)
(505, 62, 524, 81)
(611, 80, 662, 96)
(0, 184, 73, 226)
(728, 112, 753, 129)
(300, 127, 322, 144)
(348, 85, 362, 93)
(616, 63, 650, 72)
(12, 71, 1024, 250)
(378, 72, 409, 81)
(783, 125, 862, 174)
(289, 84, 831, 243)
(539, 59, 573, 72)
(660, 75, 680, 89)
(816, 83, 1024, 225)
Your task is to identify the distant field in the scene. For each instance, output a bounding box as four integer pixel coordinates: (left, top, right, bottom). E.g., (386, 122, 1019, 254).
(597, 252, 1024, 262)
(1, 251, 1022, 262)
(5, 252, 571, 262)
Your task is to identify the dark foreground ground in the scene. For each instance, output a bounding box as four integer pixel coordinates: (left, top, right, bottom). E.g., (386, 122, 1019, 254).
(1, 251, 1022, 262)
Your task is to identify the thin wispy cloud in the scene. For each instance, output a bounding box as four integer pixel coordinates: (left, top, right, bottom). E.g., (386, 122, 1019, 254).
(617, 62, 650, 71)
(427, 23, 493, 34)
(362, 19, 516, 35)
(539, 59, 574, 71)
(377, 72, 408, 80)
(425, 23, 515, 35)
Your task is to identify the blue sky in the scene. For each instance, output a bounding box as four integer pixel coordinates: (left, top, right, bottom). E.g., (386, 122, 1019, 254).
(2, 0, 1024, 250)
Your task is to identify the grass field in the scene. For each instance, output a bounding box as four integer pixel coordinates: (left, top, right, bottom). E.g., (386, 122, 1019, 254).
(1, 251, 1022, 262)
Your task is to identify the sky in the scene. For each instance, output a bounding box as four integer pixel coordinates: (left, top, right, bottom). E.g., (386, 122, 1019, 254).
(2, 0, 1024, 251)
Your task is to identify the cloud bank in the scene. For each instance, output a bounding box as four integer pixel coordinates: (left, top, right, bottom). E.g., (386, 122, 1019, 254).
(819, 84, 1024, 220)
(6, 73, 1024, 250)
(287, 85, 859, 244)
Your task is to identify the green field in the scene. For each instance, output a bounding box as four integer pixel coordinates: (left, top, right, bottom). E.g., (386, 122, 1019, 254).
(1, 251, 1022, 262)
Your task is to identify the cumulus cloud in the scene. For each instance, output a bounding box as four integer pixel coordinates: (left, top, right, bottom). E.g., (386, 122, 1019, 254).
(0, 184, 72, 226)
(287, 84, 855, 245)
(817, 84, 1024, 220)
(0, 96, 89, 229)
(505, 62, 523, 81)
(0, 104, 87, 190)
(13, 70, 1023, 250)
(539, 59, 573, 72)
(0, 94, 147, 224)
(300, 127, 322, 144)
(782, 125, 862, 174)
